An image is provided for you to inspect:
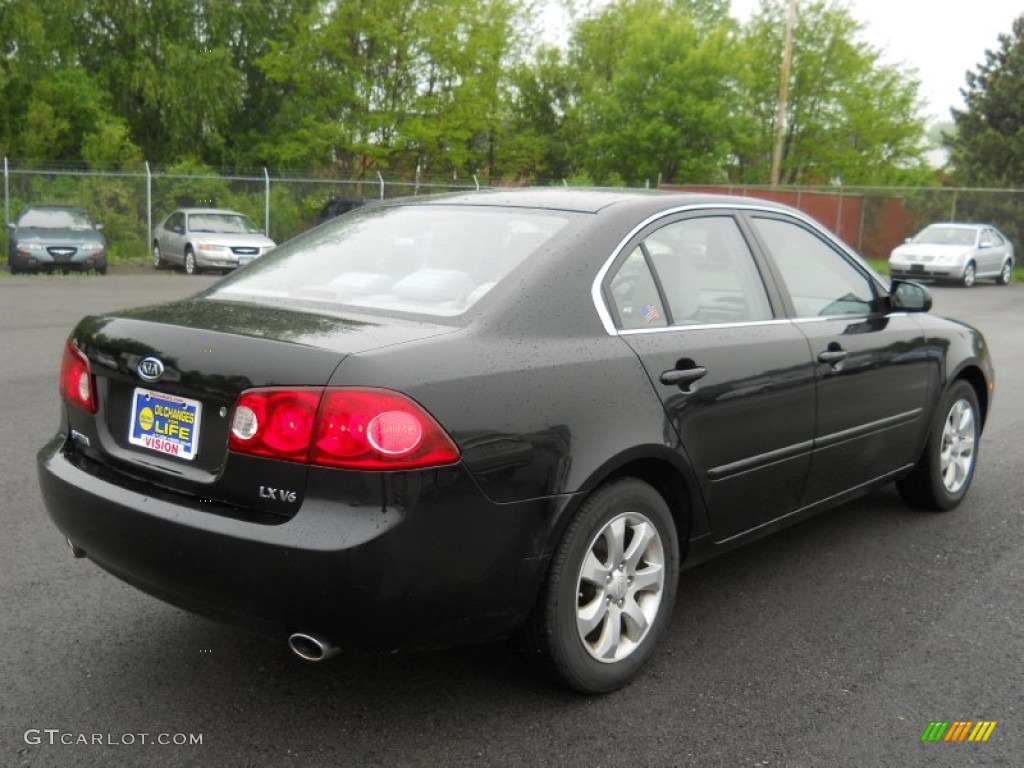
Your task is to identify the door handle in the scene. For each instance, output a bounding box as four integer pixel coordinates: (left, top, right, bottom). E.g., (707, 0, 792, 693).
(817, 349, 848, 364)
(660, 366, 708, 388)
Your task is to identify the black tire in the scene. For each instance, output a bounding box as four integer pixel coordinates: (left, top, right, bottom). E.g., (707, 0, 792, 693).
(897, 380, 981, 511)
(184, 247, 198, 275)
(153, 242, 166, 270)
(960, 261, 976, 288)
(527, 478, 679, 694)
(996, 260, 1012, 286)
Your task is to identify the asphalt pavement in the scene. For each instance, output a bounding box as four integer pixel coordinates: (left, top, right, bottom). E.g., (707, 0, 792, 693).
(1, 270, 1021, 767)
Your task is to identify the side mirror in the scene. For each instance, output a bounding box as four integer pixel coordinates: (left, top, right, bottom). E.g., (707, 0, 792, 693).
(95, 223, 104, 231)
(890, 280, 932, 313)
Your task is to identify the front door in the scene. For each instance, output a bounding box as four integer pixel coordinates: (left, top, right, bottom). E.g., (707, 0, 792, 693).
(746, 214, 934, 506)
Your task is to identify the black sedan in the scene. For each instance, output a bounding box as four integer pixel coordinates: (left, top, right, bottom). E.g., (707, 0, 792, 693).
(38, 189, 994, 693)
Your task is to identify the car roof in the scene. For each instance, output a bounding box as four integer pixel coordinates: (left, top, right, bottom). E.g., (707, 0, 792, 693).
(19, 204, 89, 214)
(395, 187, 801, 217)
(922, 222, 991, 230)
(175, 207, 247, 215)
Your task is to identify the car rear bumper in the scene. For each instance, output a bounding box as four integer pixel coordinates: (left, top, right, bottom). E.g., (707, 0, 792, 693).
(38, 434, 558, 651)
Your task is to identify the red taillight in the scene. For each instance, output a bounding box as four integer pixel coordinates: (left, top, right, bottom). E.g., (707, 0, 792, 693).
(60, 340, 97, 414)
(229, 387, 460, 470)
(229, 389, 320, 462)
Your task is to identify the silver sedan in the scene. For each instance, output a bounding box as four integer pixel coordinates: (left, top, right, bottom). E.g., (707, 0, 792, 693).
(889, 223, 1014, 287)
(153, 208, 276, 275)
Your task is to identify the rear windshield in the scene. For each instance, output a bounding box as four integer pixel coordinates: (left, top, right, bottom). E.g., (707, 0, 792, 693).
(208, 204, 572, 317)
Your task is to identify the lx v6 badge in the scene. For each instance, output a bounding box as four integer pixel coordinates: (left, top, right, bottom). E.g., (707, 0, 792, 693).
(259, 486, 297, 503)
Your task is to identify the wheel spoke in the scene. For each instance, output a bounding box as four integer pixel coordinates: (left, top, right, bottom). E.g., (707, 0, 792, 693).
(620, 595, 649, 641)
(579, 550, 611, 587)
(623, 521, 656, 571)
(604, 517, 626, 566)
(590, 604, 622, 660)
(577, 595, 609, 638)
(631, 563, 663, 592)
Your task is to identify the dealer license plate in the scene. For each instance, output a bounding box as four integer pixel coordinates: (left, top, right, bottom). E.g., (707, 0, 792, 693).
(128, 388, 202, 461)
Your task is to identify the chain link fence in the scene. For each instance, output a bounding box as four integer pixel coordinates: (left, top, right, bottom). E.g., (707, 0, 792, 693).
(2, 159, 484, 263)
(661, 183, 1024, 260)
(5, 159, 1023, 264)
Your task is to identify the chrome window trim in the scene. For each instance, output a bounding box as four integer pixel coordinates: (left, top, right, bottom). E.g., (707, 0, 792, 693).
(591, 202, 888, 336)
(618, 318, 795, 336)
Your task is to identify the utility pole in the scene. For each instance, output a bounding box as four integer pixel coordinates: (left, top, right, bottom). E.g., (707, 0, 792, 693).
(770, 0, 797, 187)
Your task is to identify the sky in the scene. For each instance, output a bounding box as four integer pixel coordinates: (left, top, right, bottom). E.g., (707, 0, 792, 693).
(728, 0, 1022, 124)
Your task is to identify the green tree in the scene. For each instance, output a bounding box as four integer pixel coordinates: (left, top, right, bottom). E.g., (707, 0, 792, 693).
(541, 0, 738, 185)
(77, 1, 243, 163)
(733, 0, 929, 185)
(499, 46, 580, 181)
(944, 14, 1024, 249)
(947, 15, 1024, 186)
(257, 0, 523, 180)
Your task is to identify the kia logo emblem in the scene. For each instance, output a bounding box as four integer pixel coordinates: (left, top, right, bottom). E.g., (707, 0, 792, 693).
(137, 357, 165, 382)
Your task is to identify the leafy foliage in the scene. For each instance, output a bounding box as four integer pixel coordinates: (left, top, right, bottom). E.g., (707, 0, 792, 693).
(732, 0, 929, 185)
(1, 0, 932, 186)
(948, 15, 1024, 187)
(942, 14, 1024, 248)
(0, 0, 962, 262)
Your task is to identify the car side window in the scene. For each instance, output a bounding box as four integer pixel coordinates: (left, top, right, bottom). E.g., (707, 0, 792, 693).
(645, 217, 773, 325)
(165, 213, 184, 233)
(751, 217, 877, 318)
(608, 247, 668, 329)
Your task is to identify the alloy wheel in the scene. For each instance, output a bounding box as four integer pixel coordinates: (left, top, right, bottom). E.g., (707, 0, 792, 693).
(940, 399, 976, 494)
(962, 263, 976, 287)
(575, 511, 665, 663)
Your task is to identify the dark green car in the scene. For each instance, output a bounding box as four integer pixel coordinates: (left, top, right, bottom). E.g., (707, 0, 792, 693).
(7, 205, 107, 274)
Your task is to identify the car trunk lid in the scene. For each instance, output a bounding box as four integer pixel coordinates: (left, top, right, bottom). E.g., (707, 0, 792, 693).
(65, 298, 457, 517)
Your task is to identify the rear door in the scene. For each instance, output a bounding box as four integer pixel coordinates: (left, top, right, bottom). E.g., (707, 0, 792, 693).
(604, 212, 817, 542)
(159, 212, 186, 264)
(745, 213, 934, 506)
(979, 227, 1009, 274)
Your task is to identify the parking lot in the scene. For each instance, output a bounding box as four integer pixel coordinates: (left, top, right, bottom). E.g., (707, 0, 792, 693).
(2, 272, 1021, 767)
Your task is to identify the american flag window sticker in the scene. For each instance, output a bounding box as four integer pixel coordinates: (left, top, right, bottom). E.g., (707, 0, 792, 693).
(644, 304, 662, 324)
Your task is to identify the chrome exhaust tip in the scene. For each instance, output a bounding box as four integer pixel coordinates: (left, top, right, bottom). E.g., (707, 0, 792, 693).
(287, 632, 340, 662)
(66, 538, 87, 559)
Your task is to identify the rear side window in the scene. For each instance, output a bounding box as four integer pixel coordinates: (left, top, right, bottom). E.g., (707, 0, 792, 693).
(607, 215, 772, 330)
(209, 205, 571, 317)
(608, 248, 668, 329)
(646, 217, 772, 325)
